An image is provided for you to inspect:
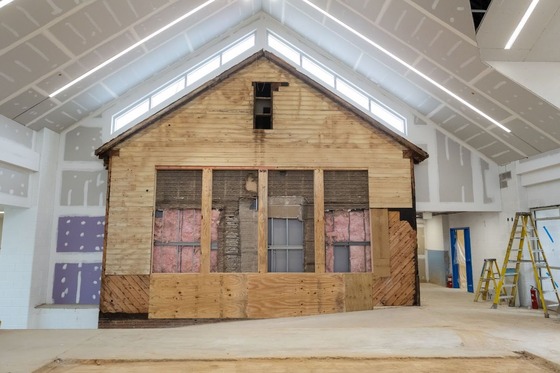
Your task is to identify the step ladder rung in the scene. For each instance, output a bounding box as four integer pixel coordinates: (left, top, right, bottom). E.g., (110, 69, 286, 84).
(502, 284, 515, 288)
(539, 276, 551, 280)
(499, 295, 514, 300)
(547, 303, 559, 308)
(509, 259, 545, 263)
(543, 289, 558, 294)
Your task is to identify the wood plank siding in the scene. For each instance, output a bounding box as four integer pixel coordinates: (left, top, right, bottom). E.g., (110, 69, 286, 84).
(97, 52, 426, 321)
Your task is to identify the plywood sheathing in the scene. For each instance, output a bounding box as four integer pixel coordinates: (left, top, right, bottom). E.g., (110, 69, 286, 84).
(147, 211, 416, 318)
(100, 275, 149, 313)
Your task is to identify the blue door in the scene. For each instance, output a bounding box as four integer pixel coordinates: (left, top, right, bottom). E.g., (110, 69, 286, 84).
(450, 228, 473, 292)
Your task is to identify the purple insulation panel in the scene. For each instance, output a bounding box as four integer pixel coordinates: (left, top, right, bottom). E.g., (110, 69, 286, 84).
(52, 263, 79, 304)
(80, 263, 102, 304)
(57, 216, 105, 252)
(52, 262, 102, 304)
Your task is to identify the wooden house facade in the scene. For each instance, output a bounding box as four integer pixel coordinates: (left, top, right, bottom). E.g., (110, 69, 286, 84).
(96, 51, 428, 325)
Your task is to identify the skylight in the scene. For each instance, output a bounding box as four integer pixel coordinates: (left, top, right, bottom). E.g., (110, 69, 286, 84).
(267, 32, 407, 134)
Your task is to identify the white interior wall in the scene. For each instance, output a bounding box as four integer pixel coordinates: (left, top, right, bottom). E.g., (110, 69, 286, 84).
(0, 206, 37, 328)
(424, 215, 445, 251)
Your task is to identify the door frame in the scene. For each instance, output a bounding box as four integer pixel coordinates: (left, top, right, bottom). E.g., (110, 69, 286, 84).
(450, 227, 473, 292)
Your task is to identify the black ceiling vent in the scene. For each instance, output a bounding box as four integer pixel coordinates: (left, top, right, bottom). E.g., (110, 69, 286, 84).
(470, 0, 492, 31)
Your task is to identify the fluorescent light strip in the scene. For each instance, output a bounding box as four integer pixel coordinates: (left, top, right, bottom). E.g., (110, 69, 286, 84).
(49, 0, 216, 97)
(505, 0, 539, 50)
(0, 0, 14, 9)
(302, 0, 510, 133)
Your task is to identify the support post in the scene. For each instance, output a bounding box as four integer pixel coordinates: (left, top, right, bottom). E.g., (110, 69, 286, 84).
(258, 170, 268, 273)
(314, 169, 325, 273)
(200, 168, 212, 273)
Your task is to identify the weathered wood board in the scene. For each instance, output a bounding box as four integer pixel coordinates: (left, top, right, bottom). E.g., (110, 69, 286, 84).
(100, 275, 150, 313)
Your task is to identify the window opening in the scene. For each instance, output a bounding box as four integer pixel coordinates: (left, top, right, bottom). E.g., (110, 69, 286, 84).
(324, 171, 371, 273)
(152, 170, 220, 273)
(253, 82, 275, 130)
(253, 81, 289, 130)
(268, 218, 304, 272)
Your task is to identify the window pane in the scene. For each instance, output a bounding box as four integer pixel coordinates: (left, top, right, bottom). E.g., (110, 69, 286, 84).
(113, 99, 149, 132)
(272, 218, 287, 245)
(288, 249, 304, 272)
(334, 246, 350, 272)
(269, 249, 287, 272)
(268, 34, 300, 65)
(187, 56, 220, 86)
(288, 219, 303, 245)
(302, 57, 334, 87)
(222, 34, 255, 64)
(151, 77, 185, 108)
(535, 208, 560, 219)
(370, 99, 405, 133)
(336, 79, 369, 109)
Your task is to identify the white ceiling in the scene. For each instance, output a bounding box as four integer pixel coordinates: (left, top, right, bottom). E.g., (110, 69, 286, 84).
(1, 0, 560, 165)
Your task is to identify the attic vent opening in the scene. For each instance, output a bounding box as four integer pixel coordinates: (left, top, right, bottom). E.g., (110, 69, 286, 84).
(253, 82, 288, 130)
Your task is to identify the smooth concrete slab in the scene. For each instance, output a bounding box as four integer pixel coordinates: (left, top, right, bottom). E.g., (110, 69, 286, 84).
(1, 284, 560, 373)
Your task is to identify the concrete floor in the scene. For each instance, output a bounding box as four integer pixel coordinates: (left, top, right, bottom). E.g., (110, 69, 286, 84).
(2, 283, 560, 372)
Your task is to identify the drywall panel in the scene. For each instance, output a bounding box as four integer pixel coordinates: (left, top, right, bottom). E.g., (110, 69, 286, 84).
(436, 131, 473, 203)
(0, 162, 29, 198)
(60, 170, 107, 206)
(64, 127, 103, 162)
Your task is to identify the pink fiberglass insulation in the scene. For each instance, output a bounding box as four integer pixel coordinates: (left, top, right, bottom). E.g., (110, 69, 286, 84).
(181, 209, 200, 242)
(350, 245, 371, 272)
(325, 246, 334, 272)
(325, 211, 335, 245)
(180, 247, 200, 273)
(153, 214, 163, 242)
(333, 210, 350, 241)
(349, 210, 366, 241)
(324, 210, 371, 273)
(153, 246, 178, 272)
(161, 209, 181, 243)
(349, 210, 371, 272)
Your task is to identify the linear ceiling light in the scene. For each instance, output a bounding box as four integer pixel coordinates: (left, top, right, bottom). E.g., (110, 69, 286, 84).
(302, 0, 511, 133)
(505, 0, 539, 50)
(49, 0, 216, 97)
(0, 0, 14, 9)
